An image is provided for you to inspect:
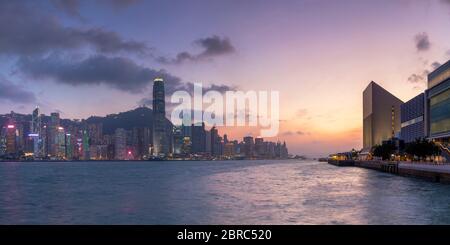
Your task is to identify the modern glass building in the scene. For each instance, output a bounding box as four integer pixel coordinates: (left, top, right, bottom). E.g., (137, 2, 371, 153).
(400, 93, 425, 143)
(363, 81, 403, 150)
(425, 60, 450, 143)
(152, 78, 169, 156)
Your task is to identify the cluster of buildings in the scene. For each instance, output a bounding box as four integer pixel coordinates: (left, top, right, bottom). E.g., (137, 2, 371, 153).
(0, 78, 289, 161)
(360, 59, 450, 161)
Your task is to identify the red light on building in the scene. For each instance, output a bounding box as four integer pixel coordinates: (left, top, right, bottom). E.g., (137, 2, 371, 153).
(7, 125, 15, 129)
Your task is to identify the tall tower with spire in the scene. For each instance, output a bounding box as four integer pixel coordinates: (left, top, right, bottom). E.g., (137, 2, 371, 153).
(152, 77, 169, 156)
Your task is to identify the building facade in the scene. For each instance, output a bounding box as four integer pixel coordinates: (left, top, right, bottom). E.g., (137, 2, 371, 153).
(363, 81, 403, 149)
(401, 93, 425, 143)
(425, 60, 450, 143)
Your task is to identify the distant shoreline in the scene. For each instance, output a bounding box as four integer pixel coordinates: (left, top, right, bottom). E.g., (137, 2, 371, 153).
(0, 158, 303, 163)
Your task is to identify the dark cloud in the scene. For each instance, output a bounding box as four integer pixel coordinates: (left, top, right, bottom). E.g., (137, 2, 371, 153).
(51, 0, 80, 17)
(196, 36, 236, 57)
(0, 1, 149, 56)
(158, 35, 235, 64)
(407, 61, 442, 85)
(414, 32, 431, 51)
(431, 61, 442, 70)
(51, 0, 140, 17)
(0, 76, 37, 104)
(18, 54, 181, 93)
(407, 73, 426, 84)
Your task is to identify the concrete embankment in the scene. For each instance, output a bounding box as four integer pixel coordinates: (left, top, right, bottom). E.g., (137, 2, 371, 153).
(327, 159, 450, 184)
(398, 163, 450, 183)
(327, 159, 355, 167)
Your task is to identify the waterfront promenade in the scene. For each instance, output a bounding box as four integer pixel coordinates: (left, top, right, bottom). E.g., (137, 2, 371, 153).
(328, 159, 450, 184)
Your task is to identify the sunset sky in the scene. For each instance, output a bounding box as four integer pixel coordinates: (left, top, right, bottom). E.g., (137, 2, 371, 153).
(1, 0, 450, 156)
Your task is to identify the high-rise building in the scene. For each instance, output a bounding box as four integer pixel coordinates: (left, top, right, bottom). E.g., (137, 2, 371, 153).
(152, 78, 169, 156)
(87, 123, 103, 145)
(191, 122, 206, 153)
(82, 129, 90, 160)
(255, 137, 264, 157)
(30, 107, 42, 158)
(205, 130, 212, 153)
(401, 93, 425, 143)
(223, 134, 228, 144)
(425, 60, 450, 143)
(115, 128, 127, 160)
(132, 127, 151, 159)
(223, 142, 235, 157)
(243, 136, 254, 158)
(211, 126, 220, 156)
(56, 126, 66, 159)
(173, 126, 184, 155)
(48, 112, 60, 157)
(65, 132, 73, 159)
(363, 81, 403, 149)
(5, 124, 17, 154)
(31, 107, 41, 135)
(281, 141, 289, 159)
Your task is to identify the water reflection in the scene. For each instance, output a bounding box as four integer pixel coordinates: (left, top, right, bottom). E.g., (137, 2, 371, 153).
(1, 160, 450, 224)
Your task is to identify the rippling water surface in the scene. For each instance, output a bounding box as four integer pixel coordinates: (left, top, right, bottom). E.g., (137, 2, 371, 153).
(1, 160, 450, 224)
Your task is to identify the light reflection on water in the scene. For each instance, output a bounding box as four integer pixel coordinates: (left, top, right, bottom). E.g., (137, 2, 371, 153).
(1, 160, 450, 224)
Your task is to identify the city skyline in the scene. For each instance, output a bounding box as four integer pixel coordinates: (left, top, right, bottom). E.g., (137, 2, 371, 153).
(1, 0, 450, 156)
(0, 76, 291, 161)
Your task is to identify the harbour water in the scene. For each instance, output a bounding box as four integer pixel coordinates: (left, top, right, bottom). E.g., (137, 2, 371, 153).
(1, 160, 450, 224)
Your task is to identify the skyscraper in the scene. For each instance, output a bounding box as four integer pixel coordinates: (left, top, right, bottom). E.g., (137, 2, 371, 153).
(363, 81, 403, 149)
(31, 107, 41, 135)
(152, 78, 169, 156)
(211, 126, 220, 156)
(5, 124, 16, 154)
(49, 112, 60, 157)
(30, 107, 42, 158)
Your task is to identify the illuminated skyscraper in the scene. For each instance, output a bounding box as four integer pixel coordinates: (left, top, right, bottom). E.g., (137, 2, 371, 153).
(30, 107, 42, 158)
(82, 129, 90, 160)
(49, 112, 60, 157)
(152, 78, 169, 156)
(5, 124, 17, 154)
